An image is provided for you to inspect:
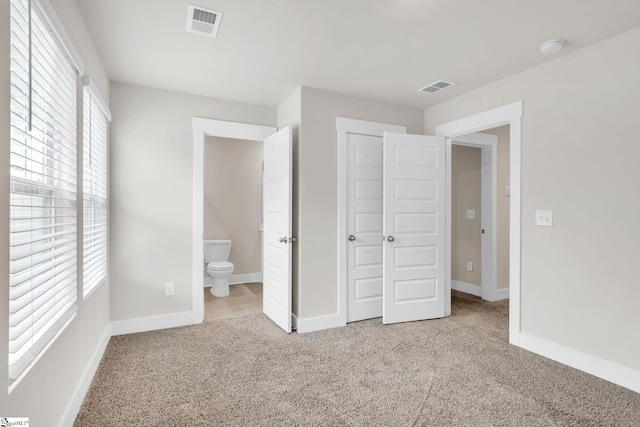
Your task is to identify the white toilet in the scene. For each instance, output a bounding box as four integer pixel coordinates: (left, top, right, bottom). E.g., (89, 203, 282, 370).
(203, 240, 234, 297)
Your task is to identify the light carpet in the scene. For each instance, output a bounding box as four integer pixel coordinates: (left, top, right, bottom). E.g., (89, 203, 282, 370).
(75, 292, 640, 426)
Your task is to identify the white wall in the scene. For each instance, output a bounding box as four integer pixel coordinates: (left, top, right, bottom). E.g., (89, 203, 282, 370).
(0, 0, 111, 424)
(425, 27, 640, 371)
(451, 146, 482, 285)
(296, 87, 424, 319)
(204, 136, 263, 274)
(109, 82, 275, 323)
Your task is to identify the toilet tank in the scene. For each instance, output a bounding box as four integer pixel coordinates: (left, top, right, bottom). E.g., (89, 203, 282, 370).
(203, 240, 232, 263)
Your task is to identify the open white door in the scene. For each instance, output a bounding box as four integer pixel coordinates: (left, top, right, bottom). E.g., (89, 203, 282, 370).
(263, 126, 293, 332)
(382, 133, 446, 324)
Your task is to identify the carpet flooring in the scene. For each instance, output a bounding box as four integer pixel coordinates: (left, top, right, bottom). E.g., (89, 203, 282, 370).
(75, 292, 640, 426)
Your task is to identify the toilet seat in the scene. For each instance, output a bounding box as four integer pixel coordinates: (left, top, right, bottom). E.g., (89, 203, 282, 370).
(207, 261, 233, 271)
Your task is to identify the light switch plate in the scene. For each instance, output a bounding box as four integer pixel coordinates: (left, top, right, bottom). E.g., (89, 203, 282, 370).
(535, 210, 553, 226)
(466, 209, 476, 219)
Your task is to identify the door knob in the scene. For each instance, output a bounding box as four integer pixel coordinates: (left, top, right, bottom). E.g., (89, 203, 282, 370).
(348, 235, 356, 241)
(289, 237, 297, 243)
(279, 237, 287, 243)
(386, 235, 395, 242)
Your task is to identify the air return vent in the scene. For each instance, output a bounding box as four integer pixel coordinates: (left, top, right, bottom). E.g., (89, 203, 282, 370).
(418, 80, 455, 93)
(186, 4, 222, 37)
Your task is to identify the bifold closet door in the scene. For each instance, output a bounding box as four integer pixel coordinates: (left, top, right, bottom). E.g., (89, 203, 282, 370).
(382, 133, 446, 324)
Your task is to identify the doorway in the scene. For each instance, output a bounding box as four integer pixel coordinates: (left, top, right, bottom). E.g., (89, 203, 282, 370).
(192, 119, 293, 333)
(202, 136, 264, 321)
(449, 128, 509, 302)
(435, 101, 522, 341)
(191, 119, 276, 324)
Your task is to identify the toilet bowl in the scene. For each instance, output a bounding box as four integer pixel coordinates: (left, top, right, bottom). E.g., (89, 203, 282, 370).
(203, 240, 234, 297)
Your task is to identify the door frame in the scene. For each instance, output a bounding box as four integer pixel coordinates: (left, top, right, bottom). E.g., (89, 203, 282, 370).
(192, 118, 277, 323)
(434, 101, 522, 342)
(337, 117, 406, 325)
(449, 133, 506, 302)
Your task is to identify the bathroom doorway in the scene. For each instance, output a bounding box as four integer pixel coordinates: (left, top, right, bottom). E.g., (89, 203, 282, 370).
(203, 136, 264, 320)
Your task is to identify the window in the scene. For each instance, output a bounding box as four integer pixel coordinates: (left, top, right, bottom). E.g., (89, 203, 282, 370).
(8, 0, 80, 388)
(82, 84, 109, 297)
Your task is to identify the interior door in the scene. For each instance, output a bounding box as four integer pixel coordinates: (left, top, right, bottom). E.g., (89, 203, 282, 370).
(263, 126, 293, 332)
(347, 133, 383, 322)
(382, 133, 446, 324)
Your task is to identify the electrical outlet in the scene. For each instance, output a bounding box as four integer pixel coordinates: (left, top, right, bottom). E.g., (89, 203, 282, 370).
(535, 210, 553, 226)
(466, 209, 476, 219)
(165, 282, 175, 297)
(466, 262, 473, 272)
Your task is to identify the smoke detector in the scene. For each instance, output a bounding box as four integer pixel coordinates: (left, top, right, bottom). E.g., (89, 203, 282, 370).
(418, 80, 455, 94)
(186, 4, 222, 37)
(539, 39, 564, 55)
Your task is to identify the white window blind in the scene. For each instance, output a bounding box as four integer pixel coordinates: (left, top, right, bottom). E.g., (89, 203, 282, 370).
(9, 0, 78, 387)
(82, 86, 108, 298)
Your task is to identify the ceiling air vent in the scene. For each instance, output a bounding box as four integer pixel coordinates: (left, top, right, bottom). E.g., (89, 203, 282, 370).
(418, 80, 455, 94)
(186, 4, 222, 37)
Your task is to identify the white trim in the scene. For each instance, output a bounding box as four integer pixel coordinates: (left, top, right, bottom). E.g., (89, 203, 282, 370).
(434, 100, 523, 341)
(451, 280, 481, 297)
(82, 75, 112, 121)
(336, 117, 406, 325)
(34, 0, 85, 74)
(203, 273, 263, 287)
(491, 287, 510, 301)
(511, 332, 640, 394)
(296, 312, 345, 333)
(60, 323, 111, 427)
(111, 311, 200, 336)
(229, 272, 263, 285)
(451, 280, 509, 301)
(192, 118, 277, 326)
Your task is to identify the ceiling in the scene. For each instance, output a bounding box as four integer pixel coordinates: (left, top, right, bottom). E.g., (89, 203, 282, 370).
(77, 0, 640, 109)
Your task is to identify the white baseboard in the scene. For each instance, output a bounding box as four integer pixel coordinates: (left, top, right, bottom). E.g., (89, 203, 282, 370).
(296, 312, 346, 333)
(111, 311, 200, 336)
(229, 272, 262, 285)
(292, 314, 298, 331)
(452, 280, 510, 301)
(486, 286, 509, 301)
(511, 331, 640, 394)
(203, 272, 262, 287)
(452, 280, 481, 296)
(60, 323, 112, 427)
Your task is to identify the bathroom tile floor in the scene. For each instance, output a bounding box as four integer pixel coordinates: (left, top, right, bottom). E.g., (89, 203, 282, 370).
(204, 282, 263, 321)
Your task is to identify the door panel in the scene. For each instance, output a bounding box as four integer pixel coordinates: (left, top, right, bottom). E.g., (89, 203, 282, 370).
(263, 126, 292, 332)
(383, 133, 446, 324)
(347, 133, 383, 322)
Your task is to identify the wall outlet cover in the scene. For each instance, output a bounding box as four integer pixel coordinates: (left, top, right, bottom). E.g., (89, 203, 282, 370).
(535, 210, 553, 226)
(165, 282, 175, 296)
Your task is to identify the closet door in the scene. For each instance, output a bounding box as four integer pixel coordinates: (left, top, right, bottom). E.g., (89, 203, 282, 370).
(382, 133, 446, 324)
(346, 133, 383, 322)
